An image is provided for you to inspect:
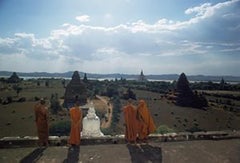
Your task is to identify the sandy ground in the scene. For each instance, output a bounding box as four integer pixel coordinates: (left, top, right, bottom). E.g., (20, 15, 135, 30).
(96, 95, 113, 129)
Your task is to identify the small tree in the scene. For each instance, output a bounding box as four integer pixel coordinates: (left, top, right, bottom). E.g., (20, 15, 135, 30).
(37, 81, 40, 86)
(50, 93, 61, 114)
(122, 88, 136, 100)
(12, 85, 22, 97)
(61, 79, 65, 88)
(45, 81, 49, 87)
(83, 73, 88, 83)
(106, 84, 119, 97)
(219, 78, 225, 90)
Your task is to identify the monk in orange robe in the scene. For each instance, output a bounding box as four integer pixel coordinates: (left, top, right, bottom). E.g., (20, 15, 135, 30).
(137, 99, 156, 143)
(69, 101, 82, 146)
(123, 99, 138, 144)
(35, 98, 49, 147)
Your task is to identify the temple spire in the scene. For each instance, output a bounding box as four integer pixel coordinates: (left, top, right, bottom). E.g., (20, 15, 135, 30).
(138, 69, 147, 82)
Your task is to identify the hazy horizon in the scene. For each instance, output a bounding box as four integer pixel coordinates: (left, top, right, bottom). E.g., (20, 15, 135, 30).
(0, 0, 240, 76)
(2, 70, 240, 78)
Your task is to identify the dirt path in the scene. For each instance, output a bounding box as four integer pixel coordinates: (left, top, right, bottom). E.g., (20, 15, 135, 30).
(96, 95, 113, 128)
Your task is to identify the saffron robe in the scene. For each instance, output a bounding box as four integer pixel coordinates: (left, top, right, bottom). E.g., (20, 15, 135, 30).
(123, 104, 138, 142)
(137, 100, 156, 140)
(35, 103, 49, 145)
(69, 107, 82, 145)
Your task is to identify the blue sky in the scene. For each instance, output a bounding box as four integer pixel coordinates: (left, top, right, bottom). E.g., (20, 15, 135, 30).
(0, 0, 240, 76)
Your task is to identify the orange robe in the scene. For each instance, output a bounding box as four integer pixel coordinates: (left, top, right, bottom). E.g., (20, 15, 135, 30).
(35, 103, 49, 145)
(137, 100, 156, 140)
(123, 104, 138, 142)
(69, 107, 82, 145)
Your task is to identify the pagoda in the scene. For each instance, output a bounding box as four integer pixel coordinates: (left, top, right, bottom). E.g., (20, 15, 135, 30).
(8, 72, 21, 83)
(63, 71, 87, 108)
(138, 70, 147, 82)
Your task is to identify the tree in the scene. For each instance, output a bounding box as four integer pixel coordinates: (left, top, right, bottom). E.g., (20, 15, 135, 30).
(219, 78, 225, 90)
(122, 88, 136, 100)
(50, 93, 61, 114)
(83, 73, 88, 83)
(45, 81, 49, 87)
(106, 84, 119, 97)
(12, 85, 22, 97)
(61, 79, 66, 88)
(37, 81, 40, 86)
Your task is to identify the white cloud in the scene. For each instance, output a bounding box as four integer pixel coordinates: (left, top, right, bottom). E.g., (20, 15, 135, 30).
(75, 15, 90, 23)
(0, 0, 240, 75)
(185, 3, 212, 16)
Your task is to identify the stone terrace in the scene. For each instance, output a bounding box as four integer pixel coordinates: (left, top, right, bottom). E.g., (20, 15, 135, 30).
(0, 131, 240, 163)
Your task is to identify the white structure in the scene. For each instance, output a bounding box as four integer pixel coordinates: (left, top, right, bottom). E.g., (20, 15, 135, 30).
(81, 102, 104, 137)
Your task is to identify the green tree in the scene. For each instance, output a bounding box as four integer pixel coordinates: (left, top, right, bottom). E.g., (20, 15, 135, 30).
(122, 88, 136, 100)
(219, 78, 225, 90)
(37, 81, 40, 86)
(61, 79, 66, 88)
(12, 85, 22, 97)
(83, 73, 88, 83)
(45, 81, 49, 87)
(50, 93, 61, 114)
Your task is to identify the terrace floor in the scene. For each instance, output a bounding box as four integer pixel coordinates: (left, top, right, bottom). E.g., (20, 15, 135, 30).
(0, 139, 240, 163)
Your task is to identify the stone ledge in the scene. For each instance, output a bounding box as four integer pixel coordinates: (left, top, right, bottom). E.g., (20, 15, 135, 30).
(0, 130, 240, 148)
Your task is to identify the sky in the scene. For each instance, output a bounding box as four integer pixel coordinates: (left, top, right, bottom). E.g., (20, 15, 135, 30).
(0, 0, 240, 76)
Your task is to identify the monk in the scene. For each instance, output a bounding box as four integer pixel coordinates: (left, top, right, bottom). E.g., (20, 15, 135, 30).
(123, 99, 138, 144)
(68, 101, 82, 146)
(137, 99, 156, 143)
(35, 98, 49, 147)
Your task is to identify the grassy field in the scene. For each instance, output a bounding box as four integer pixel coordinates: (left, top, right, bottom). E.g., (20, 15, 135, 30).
(117, 89, 240, 134)
(1, 79, 240, 138)
(0, 79, 109, 138)
(0, 79, 66, 138)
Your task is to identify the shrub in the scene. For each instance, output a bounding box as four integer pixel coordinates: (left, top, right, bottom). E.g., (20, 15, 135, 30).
(186, 126, 204, 133)
(2, 96, 13, 105)
(49, 121, 71, 136)
(18, 97, 26, 102)
(101, 127, 114, 136)
(155, 125, 175, 134)
(34, 96, 40, 101)
(50, 93, 62, 114)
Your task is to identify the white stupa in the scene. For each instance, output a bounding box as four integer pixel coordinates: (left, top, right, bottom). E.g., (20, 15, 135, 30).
(81, 102, 104, 137)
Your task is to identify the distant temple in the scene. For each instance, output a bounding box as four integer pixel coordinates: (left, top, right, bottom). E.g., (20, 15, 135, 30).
(138, 70, 147, 82)
(8, 72, 21, 83)
(63, 71, 87, 108)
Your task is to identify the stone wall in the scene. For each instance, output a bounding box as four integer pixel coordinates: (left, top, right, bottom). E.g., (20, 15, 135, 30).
(1, 130, 240, 148)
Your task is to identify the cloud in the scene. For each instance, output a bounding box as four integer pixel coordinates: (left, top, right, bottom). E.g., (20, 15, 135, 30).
(75, 15, 90, 23)
(185, 3, 212, 16)
(0, 0, 240, 75)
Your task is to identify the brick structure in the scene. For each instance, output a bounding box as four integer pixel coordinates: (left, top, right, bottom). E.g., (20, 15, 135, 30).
(63, 71, 87, 108)
(138, 70, 147, 82)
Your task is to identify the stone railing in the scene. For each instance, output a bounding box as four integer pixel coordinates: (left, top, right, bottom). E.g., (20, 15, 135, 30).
(1, 130, 240, 148)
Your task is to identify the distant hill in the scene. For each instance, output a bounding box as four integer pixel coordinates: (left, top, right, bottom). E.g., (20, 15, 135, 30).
(0, 71, 240, 83)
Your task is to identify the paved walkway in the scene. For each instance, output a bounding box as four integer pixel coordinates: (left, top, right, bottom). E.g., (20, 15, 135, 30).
(0, 139, 239, 163)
